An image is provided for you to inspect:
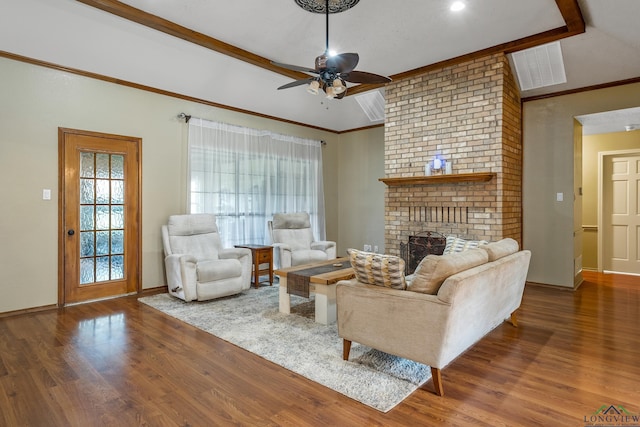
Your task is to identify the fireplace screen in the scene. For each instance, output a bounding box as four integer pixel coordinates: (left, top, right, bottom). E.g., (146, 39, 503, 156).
(400, 231, 447, 275)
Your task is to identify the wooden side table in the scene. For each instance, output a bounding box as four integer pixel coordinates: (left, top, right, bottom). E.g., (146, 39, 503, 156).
(234, 245, 273, 288)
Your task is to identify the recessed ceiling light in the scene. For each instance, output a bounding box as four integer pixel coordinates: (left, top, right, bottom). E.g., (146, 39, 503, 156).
(450, 1, 465, 12)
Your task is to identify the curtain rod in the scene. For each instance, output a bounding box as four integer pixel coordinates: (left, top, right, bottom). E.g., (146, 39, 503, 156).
(178, 114, 326, 146)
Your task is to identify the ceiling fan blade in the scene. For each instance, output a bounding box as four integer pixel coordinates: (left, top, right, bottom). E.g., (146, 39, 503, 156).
(271, 61, 318, 75)
(326, 53, 359, 73)
(342, 70, 392, 84)
(277, 77, 316, 90)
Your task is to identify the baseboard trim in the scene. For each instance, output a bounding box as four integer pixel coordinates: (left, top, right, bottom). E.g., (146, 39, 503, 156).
(574, 272, 584, 290)
(138, 286, 168, 297)
(0, 304, 58, 318)
(603, 270, 640, 277)
(525, 281, 576, 292)
(1, 286, 167, 317)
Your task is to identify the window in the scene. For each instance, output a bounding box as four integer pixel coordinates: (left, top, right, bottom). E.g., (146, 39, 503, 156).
(188, 118, 326, 246)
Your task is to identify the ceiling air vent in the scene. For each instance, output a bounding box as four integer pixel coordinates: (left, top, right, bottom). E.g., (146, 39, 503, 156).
(355, 90, 385, 122)
(512, 41, 567, 91)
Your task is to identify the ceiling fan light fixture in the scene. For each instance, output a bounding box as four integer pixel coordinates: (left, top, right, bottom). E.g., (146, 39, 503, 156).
(294, 0, 360, 14)
(272, 0, 390, 99)
(325, 86, 336, 98)
(307, 80, 320, 95)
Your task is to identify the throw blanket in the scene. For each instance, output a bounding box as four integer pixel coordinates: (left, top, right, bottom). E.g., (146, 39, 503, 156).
(287, 261, 351, 298)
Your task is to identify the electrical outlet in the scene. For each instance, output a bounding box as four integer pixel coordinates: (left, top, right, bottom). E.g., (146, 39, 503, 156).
(364, 244, 372, 252)
(374, 245, 379, 253)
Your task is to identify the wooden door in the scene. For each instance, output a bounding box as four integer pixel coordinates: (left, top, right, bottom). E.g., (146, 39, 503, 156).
(603, 153, 640, 275)
(58, 128, 141, 305)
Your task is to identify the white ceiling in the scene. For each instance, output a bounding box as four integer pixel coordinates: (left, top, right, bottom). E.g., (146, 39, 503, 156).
(1, 0, 639, 132)
(577, 107, 640, 135)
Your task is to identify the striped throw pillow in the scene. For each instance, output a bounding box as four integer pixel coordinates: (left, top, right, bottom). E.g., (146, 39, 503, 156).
(442, 236, 488, 255)
(347, 249, 406, 290)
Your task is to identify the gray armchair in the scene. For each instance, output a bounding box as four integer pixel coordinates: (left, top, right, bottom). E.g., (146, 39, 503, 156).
(268, 212, 336, 269)
(162, 214, 252, 301)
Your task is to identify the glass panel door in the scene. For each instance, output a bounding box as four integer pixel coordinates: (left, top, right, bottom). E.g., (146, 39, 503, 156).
(60, 128, 140, 305)
(79, 152, 126, 285)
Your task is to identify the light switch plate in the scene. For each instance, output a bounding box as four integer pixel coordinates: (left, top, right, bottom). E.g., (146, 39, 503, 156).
(556, 192, 563, 202)
(43, 189, 51, 200)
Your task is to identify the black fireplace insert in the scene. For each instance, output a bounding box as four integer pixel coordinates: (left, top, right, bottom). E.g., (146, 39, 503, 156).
(400, 231, 447, 275)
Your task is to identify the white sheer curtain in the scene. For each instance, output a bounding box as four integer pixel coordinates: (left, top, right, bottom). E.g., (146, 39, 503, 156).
(188, 118, 326, 247)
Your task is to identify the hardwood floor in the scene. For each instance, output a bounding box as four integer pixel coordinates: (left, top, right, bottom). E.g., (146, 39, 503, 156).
(0, 271, 638, 426)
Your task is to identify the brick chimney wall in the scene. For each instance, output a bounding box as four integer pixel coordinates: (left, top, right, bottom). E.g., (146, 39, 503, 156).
(383, 53, 522, 256)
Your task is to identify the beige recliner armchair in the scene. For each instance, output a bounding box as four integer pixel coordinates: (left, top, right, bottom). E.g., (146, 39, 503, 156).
(268, 212, 336, 269)
(162, 214, 252, 301)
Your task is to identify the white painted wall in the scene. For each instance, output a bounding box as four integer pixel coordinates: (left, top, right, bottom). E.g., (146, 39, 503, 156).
(7, 53, 636, 312)
(336, 127, 386, 256)
(0, 57, 341, 313)
(523, 82, 640, 287)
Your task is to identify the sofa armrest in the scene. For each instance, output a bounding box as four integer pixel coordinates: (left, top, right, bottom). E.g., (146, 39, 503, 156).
(164, 253, 198, 301)
(218, 247, 250, 260)
(336, 280, 451, 368)
(219, 247, 252, 289)
(311, 240, 335, 251)
(272, 242, 291, 252)
(164, 254, 183, 291)
(272, 242, 292, 269)
(311, 240, 337, 259)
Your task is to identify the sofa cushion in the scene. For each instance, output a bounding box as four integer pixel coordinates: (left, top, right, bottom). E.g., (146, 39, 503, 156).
(291, 249, 329, 265)
(408, 248, 489, 294)
(272, 228, 314, 251)
(442, 235, 488, 255)
(347, 249, 406, 290)
(481, 238, 519, 262)
(196, 258, 242, 283)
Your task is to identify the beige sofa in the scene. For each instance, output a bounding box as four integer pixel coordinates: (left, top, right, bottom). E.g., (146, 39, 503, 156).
(336, 238, 531, 395)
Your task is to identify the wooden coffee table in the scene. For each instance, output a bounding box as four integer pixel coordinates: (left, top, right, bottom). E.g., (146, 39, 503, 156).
(274, 257, 354, 325)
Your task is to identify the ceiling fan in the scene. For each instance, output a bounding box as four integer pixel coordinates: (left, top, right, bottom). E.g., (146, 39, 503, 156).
(271, 0, 391, 99)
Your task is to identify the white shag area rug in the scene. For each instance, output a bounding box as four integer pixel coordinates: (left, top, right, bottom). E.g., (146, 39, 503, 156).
(138, 285, 430, 412)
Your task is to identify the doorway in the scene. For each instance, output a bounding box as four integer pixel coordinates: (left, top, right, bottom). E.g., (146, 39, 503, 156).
(599, 150, 640, 275)
(58, 128, 141, 305)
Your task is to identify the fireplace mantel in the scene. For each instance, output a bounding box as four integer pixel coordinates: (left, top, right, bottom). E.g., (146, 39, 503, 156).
(379, 172, 496, 186)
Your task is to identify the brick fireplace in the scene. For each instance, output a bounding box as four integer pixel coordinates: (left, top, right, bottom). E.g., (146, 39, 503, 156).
(382, 53, 522, 257)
